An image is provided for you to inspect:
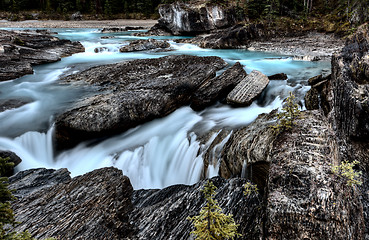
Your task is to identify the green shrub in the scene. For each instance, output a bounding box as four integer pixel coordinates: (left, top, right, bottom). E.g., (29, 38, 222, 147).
(243, 182, 258, 196)
(188, 180, 240, 240)
(272, 92, 301, 134)
(331, 160, 362, 187)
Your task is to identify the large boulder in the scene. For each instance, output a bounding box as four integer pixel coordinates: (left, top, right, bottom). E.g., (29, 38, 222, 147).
(0, 30, 84, 81)
(157, 2, 238, 35)
(216, 112, 276, 188)
(10, 167, 134, 239)
(54, 55, 229, 150)
(10, 167, 263, 239)
(226, 70, 269, 107)
(191, 62, 247, 110)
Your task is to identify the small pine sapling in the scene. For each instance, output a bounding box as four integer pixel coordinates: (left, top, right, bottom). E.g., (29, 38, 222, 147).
(188, 180, 240, 240)
(331, 160, 362, 187)
(243, 182, 258, 196)
(272, 92, 301, 134)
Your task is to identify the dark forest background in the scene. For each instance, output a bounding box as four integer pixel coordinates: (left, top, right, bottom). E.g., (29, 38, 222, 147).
(0, 0, 367, 23)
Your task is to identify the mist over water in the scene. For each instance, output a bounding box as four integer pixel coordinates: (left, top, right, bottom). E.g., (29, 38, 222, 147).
(0, 28, 330, 189)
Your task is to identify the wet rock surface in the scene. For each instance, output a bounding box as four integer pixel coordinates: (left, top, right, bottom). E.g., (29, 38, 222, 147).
(227, 70, 269, 106)
(10, 167, 134, 240)
(268, 73, 288, 80)
(216, 112, 276, 185)
(54, 55, 229, 150)
(119, 39, 171, 52)
(0, 29, 84, 81)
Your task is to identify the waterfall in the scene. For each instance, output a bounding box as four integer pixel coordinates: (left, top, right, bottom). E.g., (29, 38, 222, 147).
(0, 27, 331, 190)
(0, 127, 54, 170)
(206, 130, 233, 178)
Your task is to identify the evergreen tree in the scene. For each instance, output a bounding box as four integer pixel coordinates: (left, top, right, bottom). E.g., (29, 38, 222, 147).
(188, 180, 240, 240)
(0, 157, 16, 238)
(272, 92, 301, 135)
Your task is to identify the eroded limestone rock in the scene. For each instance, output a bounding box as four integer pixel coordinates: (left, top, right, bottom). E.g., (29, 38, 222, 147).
(226, 70, 269, 106)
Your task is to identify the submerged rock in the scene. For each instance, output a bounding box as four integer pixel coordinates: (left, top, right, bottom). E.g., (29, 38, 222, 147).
(0, 98, 31, 112)
(227, 70, 269, 106)
(0, 30, 84, 81)
(119, 39, 171, 52)
(54, 55, 228, 150)
(11, 167, 134, 239)
(0, 151, 22, 177)
(101, 26, 145, 33)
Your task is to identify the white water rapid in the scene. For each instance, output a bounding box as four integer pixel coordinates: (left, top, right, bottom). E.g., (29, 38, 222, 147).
(0, 28, 331, 189)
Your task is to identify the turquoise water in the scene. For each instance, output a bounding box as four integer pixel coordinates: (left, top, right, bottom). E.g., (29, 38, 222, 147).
(0, 28, 330, 189)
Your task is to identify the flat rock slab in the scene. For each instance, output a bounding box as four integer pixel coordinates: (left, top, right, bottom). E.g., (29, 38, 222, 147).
(226, 70, 269, 106)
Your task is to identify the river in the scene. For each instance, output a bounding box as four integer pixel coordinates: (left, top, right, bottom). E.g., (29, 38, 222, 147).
(0, 28, 330, 189)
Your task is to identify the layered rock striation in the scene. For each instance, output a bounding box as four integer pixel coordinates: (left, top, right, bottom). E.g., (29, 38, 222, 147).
(10, 167, 134, 240)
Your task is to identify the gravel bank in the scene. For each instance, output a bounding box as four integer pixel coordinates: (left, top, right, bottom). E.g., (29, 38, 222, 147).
(0, 19, 157, 28)
(248, 32, 344, 61)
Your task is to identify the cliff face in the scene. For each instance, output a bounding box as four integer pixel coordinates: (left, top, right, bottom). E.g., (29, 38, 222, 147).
(301, 23, 369, 238)
(157, 2, 238, 35)
(267, 111, 364, 239)
(330, 24, 369, 141)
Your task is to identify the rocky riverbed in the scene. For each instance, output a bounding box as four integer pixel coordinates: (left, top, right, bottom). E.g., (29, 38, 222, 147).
(0, 29, 84, 81)
(1, 1, 369, 239)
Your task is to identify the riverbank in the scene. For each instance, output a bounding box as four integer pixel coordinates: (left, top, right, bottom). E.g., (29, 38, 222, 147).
(248, 32, 345, 61)
(0, 19, 157, 28)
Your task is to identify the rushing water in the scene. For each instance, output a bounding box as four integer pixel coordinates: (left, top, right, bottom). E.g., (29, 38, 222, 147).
(0, 28, 331, 189)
